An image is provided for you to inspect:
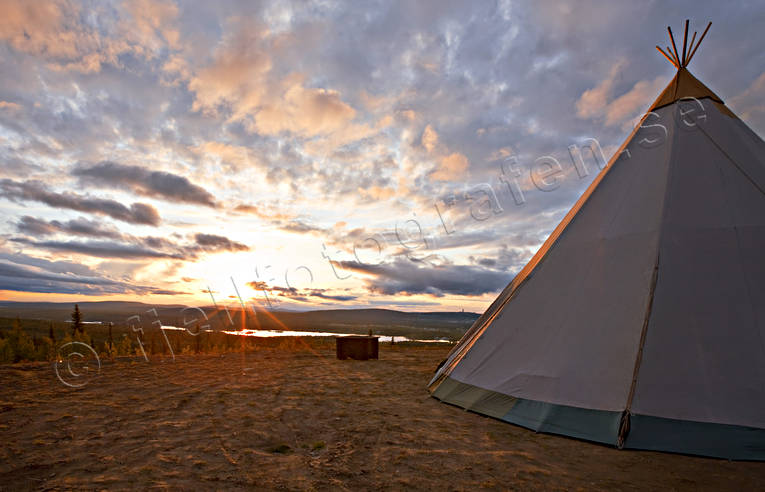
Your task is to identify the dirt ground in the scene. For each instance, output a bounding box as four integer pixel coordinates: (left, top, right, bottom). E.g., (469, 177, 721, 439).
(1, 340, 764, 491)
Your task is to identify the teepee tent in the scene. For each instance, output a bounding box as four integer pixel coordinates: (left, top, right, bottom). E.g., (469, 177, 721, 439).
(429, 21, 765, 460)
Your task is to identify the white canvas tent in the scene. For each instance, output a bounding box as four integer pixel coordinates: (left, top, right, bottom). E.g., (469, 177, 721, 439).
(429, 22, 765, 460)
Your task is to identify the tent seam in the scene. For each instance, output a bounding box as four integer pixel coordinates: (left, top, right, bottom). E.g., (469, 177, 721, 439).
(618, 103, 680, 447)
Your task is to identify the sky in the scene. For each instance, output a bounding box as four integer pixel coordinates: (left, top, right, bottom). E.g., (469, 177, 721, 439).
(1, 0, 764, 312)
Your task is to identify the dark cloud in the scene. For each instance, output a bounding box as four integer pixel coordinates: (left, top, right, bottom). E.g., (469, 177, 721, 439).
(0, 179, 160, 225)
(73, 161, 217, 207)
(10, 218, 249, 259)
(232, 203, 293, 221)
(0, 251, 97, 276)
(0, 261, 115, 286)
(10, 234, 250, 260)
(0, 259, 172, 296)
(336, 257, 510, 297)
(148, 289, 193, 296)
(244, 282, 357, 303)
(13, 216, 56, 236)
(11, 238, 187, 260)
(15, 215, 120, 238)
(234, 204, 258, 213)
(246, 282, 296, 295)
(193, 233, 249, 252)
(309, 290, 357, 302)
(278, 220, 328, 235)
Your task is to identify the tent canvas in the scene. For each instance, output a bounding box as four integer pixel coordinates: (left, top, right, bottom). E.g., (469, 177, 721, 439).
(428, 22, 765, 460)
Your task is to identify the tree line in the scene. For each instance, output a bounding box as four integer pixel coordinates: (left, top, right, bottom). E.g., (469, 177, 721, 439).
(0, 304, 333, 363)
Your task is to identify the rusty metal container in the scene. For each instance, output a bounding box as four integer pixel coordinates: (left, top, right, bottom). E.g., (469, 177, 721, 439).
(336, 335, 379, 360)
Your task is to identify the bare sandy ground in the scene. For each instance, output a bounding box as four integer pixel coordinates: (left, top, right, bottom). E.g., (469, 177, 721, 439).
(1, 341, 764, 491)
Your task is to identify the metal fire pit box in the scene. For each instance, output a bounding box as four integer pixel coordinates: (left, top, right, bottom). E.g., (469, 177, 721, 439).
(336, 336, 379, 360)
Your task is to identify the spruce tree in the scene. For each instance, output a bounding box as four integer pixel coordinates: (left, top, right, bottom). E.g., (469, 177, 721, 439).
(71, 304, 83, 337)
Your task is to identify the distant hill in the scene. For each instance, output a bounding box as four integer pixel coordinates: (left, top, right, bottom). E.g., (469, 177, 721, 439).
(0, 301, 480, 340)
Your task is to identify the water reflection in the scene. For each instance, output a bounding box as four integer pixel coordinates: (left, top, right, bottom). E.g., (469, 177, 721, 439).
(161, 325, 451, 343)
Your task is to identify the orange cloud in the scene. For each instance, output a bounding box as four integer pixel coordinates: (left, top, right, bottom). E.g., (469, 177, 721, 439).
(575, 59, 626, 119)
(421, 124, 439, 153)
(0, 0, 181, 73)
(576, 59, 665, 128)
(0, 101, 21, 112)
(188, 25, 273, 117)
(0, 1, 78, 59)
(123, 0, 180, 52)
(189, 24, 363, 145)
(193, 141, 255, 171)
(432, 152, 469, 181)
(358, 185, 396, 201)
(605, 76, 665, 127)
(254, 80, 357, 137)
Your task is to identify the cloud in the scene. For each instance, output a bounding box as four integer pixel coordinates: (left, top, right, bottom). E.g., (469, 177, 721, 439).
(336, 257, 509, 297)
(11, 218, 249, 259)
(604, 76, 665, 127)
(729, 71, 765, 136)
(193, 141, 254, 172)
(0, 260, 120, 286)
(123, 0, 180, 52)
(421, 124, 439, 153)
(15, 215, 120, 238)
(232, 203, 293, 221)
(358, 185, 396, 201)
(11, 238, 187, 259)
(575, 59, 665, 127)
(193, 233, 249, 252)
(0, 257, 185, 296)
(188, 21, 274, 118)
(233, 204, 259, 214)
(309, 290, 357, 302)
(0, 100, 21, 112)
(13, 216, 57, 236)
(0, 179, 161, 225)
(0, 157, 44, 178)
(73, 161, 217, 207)
(0, 1, 81, 59)
(0, 0, 178, 73)
(431, 152, 469, 181)
(278, 220, 328, 235)
(0, 251, 97, 276)
(245, 281, 357, 303)
(188, 20, 364, 144)
(254, 79, 357, 137)
(576, 59, 626, 119)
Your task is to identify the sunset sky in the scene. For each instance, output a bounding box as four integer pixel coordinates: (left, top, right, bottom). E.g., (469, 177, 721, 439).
(1, 1, 764, 311)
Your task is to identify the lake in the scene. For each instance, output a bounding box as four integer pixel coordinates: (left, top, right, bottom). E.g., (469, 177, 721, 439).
(160, 325, 452, 343)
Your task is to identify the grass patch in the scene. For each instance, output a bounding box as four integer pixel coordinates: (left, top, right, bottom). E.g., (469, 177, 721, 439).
(267, 443, 292, 454)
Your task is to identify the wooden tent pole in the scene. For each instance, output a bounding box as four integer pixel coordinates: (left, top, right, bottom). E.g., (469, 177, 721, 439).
(686, 22, 712, 65)
(681, 19, 689, 66)
(667, 27, 680, 67)
(656, 46, 678, 68)
(666, 46, 679, 66)
(687, 31, 697, 60)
